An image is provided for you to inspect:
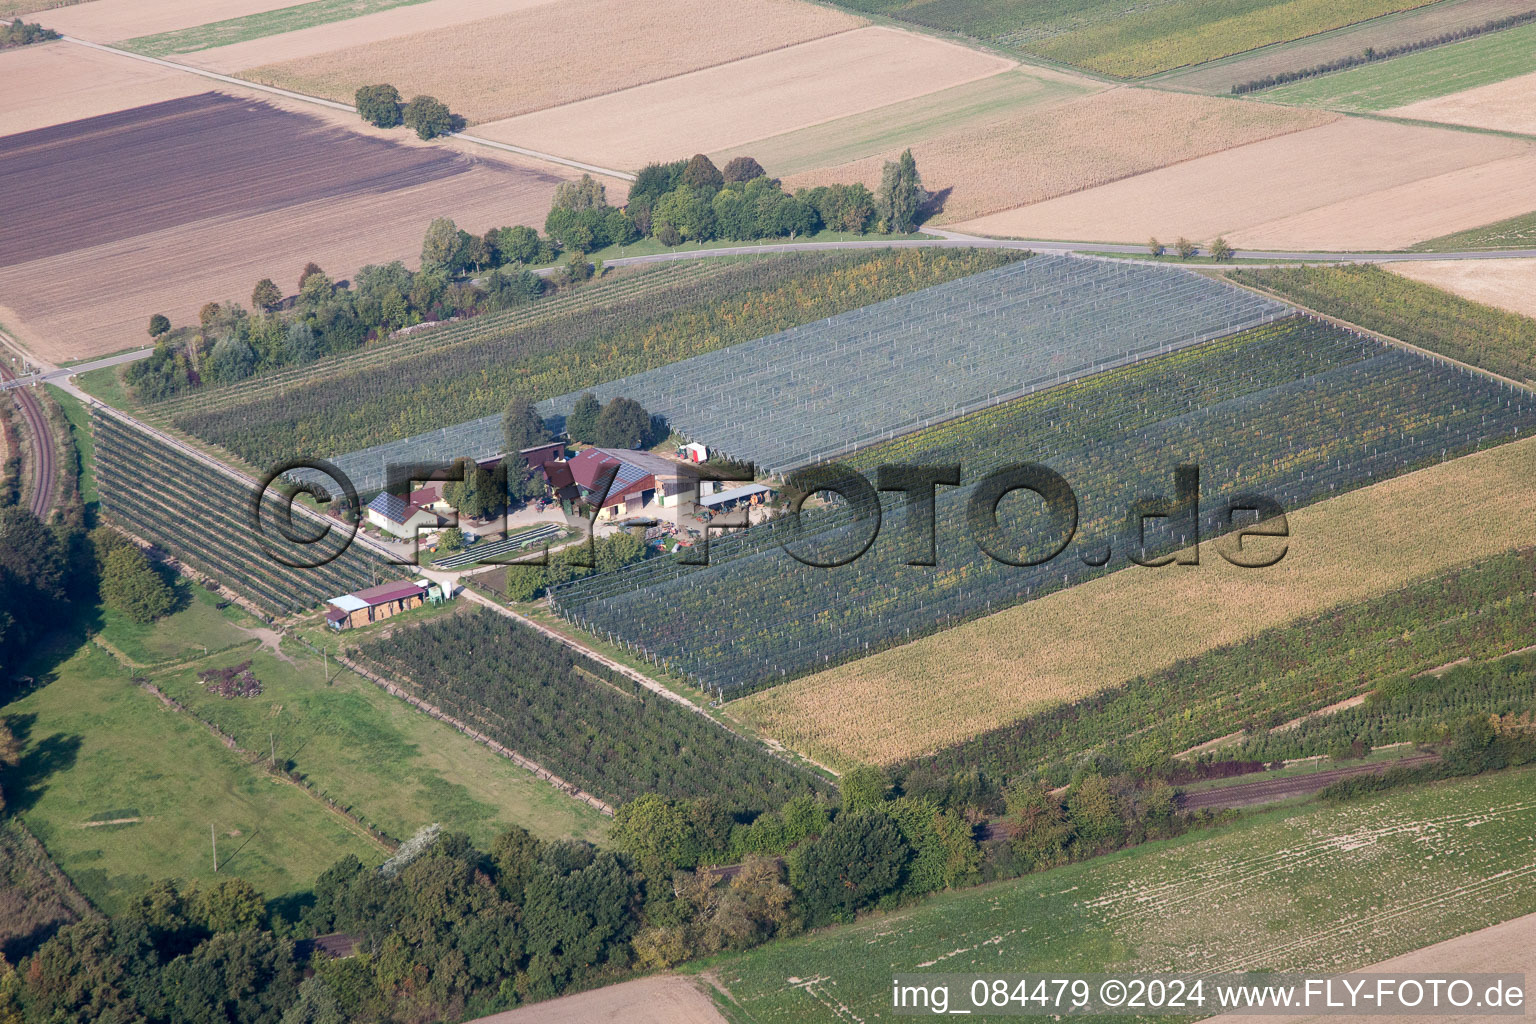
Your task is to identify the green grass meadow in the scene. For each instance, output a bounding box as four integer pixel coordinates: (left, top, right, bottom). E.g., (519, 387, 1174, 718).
(1261, 19, 1536, 108)
(118, 0, 432, 58)
(3, 581, 607, 916)
(705, 766, 1536, 1022)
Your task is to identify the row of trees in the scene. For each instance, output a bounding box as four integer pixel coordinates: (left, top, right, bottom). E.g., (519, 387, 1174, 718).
(131, 245, 545, 399)
(562, 392, 662, 450)
(1148, 236, 1234, 261)
(544, 149, 927, 253)
(354, 84, 457, 140)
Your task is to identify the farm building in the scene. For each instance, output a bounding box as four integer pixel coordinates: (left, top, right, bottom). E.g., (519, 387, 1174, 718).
(699, 483, 772, 514)
(568, 448, 699, 521)
(324, 580, 428, 630)
(678, 442, 708, 463)
(366, 491, 443, 538)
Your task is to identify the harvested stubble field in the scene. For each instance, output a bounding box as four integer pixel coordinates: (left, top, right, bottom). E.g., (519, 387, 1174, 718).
(1388, 258, 1536, 319)
(1155, 0, 1536, 94)
(734, 434, 1536, 769)
(1387, 69, 1536, 134)
(0, 37, 207, 137)
(1260, 19, 1536, 109)
(784, 87, 1334, 223)
(242, 0, 865, 126)
(711, 69, 1101, 179)
(476, 27, 1016, 169)
(708, 767, 1536, 1022)
(180, 0, 546, 72)
(25, 0, 300, 41)
(955, 117, 1536, 249)
(0, 91, 570, 361)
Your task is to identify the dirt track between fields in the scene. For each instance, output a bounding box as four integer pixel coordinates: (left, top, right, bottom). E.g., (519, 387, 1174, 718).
(1178, 755, 1441, 811)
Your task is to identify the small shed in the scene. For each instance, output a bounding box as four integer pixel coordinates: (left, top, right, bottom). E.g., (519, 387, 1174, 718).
(679, 442, 708, 463)
(324, 581, 428, 629)
(698, 483, 771, 513)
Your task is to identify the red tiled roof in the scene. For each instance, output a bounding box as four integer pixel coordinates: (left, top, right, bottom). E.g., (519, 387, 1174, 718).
(351, 581, 426, 606)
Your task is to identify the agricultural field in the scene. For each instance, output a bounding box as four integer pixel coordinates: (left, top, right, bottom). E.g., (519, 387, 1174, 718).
(1258, 18, 1536, 108)
(475, 27, 1014, 169)
(164, 249, 1019, 491)
(1388, 258, 1536, 319)
(92, 410, 389, 617)
(0, 90, 572, 361)
(736, 430, 1536, 768)
(18, 0, 299, 40)
(0, 38, 207, 138)
(1387, 69, 1536, 134)
(139, 618, 612, 848)
(240, 0, 866, 126)
(828, 0, 1441, 76)
(1412, 209, 1536, 250)
(351, 607, 827, 815)
(176, 0, 544, 71)
(1231, 263, 1536, 382)
(1155, 0, 1536, 94)
(4, 639, 385, 916)
(783, 87, 1335, 223)
(712, 69, 1100, 179)
(704, 767, 1536, 1021)
(556, 314, 1536, 701)
(114, 0, 446, 57)
(537, 256, 1287, 474)
(902, 544, 1536, 784)
(955, 117, 1536, 249)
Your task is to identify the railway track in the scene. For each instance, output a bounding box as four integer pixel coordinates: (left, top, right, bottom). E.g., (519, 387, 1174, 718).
(1, 364, 54, 519)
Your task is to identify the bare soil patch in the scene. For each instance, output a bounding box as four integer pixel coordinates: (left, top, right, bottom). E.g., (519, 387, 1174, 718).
(0, 39, 207, 137)
(477, 27, 1015, 169)
(465, 975, 727, 1024)
(243, 0, 865, 126)
(735, 436, 1536, 767)
(1389, 257, 1536, 318)
(1386, 69, 1536, 134)
(785, 88, 1334, 224)
(953, 118, 1535, 248)
(0, 92, 569, 361)
(33, 0, 299, 41)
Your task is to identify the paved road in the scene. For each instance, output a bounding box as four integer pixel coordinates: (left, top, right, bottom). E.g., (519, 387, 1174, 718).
(1, 363, 54, 519)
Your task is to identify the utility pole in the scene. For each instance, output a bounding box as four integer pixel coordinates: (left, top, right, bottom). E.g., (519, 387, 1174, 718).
(211, 824, 218, 873)
(269, 731, 276, 769)
(323, 646, 329, 683)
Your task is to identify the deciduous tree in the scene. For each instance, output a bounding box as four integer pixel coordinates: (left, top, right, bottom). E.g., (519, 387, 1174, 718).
(148, 314, 171, 338)
(251, 278, 281, 312)
(354, 84, 403, 128)
(875, 149, 923, 233)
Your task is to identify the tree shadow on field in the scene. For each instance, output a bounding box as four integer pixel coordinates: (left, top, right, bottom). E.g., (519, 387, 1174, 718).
(2, 713, 83, 816)
(920, 186, 953, 225)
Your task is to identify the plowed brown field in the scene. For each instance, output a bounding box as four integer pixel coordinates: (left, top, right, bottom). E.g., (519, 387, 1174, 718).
(0, 92, 570, 361)
(243, 0, 865, 126)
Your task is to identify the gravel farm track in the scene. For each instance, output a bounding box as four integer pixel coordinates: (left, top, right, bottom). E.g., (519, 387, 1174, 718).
(1, 363, 53, 519)
(1177, 753, 1442, 811)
